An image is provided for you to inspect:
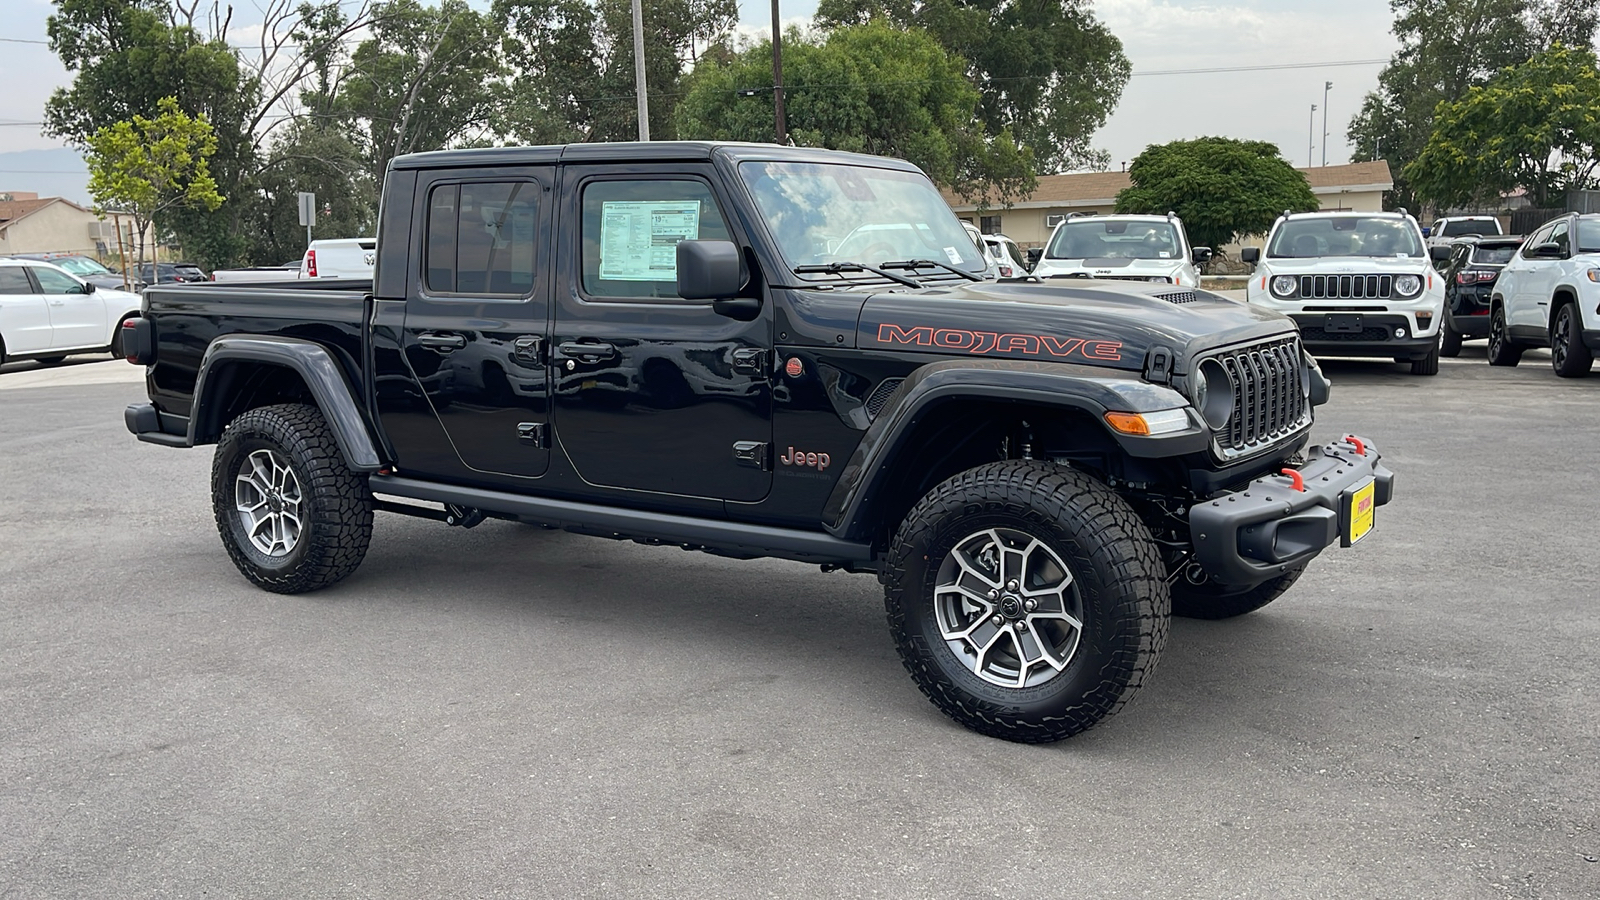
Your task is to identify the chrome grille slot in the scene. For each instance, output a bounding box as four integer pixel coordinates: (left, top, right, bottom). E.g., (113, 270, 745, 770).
(1209, 335, 1310, 457)
(1298, 274, 1393, 300)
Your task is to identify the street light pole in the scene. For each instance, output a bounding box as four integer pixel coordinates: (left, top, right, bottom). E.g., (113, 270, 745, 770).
(631, 0, 650, 141)
(1322, 81, 1332, 166)
(771, 0, 786, 144)
(1309, 103, 1318, 168)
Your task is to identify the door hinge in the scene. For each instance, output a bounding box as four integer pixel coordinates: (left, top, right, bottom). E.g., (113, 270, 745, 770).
(1144, 346, 1173, 384)
(512, 335, 544, 365)
(732, 440, 770, 471)
(731, 347, 770, 376)
(517, 422, 549, 448)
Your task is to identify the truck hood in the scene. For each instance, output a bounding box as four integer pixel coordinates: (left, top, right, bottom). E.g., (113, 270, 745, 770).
(1255, 256, 1431, 274)
(857, 280, 1294, 375)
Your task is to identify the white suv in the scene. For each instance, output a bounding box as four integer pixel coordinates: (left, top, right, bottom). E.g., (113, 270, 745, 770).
(1032, 213, 1209, 287)
(0, 258, 142, 367)
(1242, 210, 1446, 375)
(1487, 212, 1600, 377)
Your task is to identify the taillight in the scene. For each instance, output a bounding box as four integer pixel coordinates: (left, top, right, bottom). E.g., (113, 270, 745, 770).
(1456, 269, 1497, 284)
(305, 250, 317, 278)
(1000, 265, 1014, 277)
(122, 317, 154, 365)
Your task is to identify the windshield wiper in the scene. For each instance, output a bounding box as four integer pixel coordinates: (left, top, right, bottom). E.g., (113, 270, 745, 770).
(794, 261, 921, 288)
(880, 259, 983, 282)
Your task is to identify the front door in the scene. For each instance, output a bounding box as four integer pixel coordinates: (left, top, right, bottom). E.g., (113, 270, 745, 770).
(550, 166, 772, 502)
(382, 169, 554, 483)
(30, 265, 107, 350)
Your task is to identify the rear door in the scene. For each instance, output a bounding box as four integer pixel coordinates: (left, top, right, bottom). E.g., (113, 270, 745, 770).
(29, 264, 107, 350)
(381, 168, 554, 482)
(550, 166, 772, 502)
(0, 265, 51, 353)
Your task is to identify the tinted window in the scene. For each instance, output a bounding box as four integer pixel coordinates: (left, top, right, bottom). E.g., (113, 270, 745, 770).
(425, 181, 538, 296)
(1471, 245, 1517, 265)
(1527, 224, 1556, 254)
(0, 267, 33, 294)
(32, 266, 82, 294)
(1551, 222, 1570, 255)
(1046, 220, 1182, 260)
(1578, 220, 1600, 252)
(581, 179, 731, 299)
(1443, 219, 1501, 237)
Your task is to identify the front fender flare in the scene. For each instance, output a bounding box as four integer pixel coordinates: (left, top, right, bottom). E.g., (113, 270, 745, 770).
(821, 358, 1205, 540)
(190, 334, 382, 472)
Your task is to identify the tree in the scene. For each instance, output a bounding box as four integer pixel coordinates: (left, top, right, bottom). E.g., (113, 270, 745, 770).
(247, 123, 378, 266)
(84, 97, 225, 271)
(492, 0, 737, 144)
(674, 22, 1035, 203)
(1114, 138, 1317, 252)
(813, 0, 1128, 173)
(1347, 0, 1600, 210)
(1408, 44, 1600, 209)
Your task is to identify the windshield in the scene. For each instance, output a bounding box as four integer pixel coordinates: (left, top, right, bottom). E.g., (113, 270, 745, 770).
(53, 256, 113, 276)
(1471, 245, 1518, 264)
(738, 161, 985, 276)
(1268, 217, 1423, 259)
(1045, 220, 1181, 261)
(1443, 219, 1501, 237)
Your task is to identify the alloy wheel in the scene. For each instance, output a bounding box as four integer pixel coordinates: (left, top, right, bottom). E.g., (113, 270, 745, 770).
(235, 448, 304, 557)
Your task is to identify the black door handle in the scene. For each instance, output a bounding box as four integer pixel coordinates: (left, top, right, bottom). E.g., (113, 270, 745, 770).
(558, 341, 617, 362)
(418, 332, 467, 351)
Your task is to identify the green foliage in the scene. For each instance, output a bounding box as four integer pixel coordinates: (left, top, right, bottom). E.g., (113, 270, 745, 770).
(1115, 138, 1317, 252)
(1408, 44, 1600, 209)
(248, 124, 378, 266)
(1347, 0, 1600, 210)
(84, 96, 224, 267)
(492, 0, 738, 143)
(675, 22, 1034, 202)
(813, 0, 1128, 172)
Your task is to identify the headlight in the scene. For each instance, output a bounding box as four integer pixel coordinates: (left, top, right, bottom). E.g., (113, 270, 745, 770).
(1270, 275, 1298, 298)
(1393, 274, 1422, 297)
(1194, 358, 1235, 430)
(1148, 276, 1171, 283)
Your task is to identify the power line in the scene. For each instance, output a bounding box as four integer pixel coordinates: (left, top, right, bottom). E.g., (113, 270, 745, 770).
(0, 37, 49, 45)
(1131, 58, 1389, 77)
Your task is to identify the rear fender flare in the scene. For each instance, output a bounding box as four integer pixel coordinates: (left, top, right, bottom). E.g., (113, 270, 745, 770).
(190, 335, 382, 472)
(821, 358, 1203, 540)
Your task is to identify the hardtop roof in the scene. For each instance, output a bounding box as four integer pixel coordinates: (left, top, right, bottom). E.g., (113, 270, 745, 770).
(389, 142, 926, 173)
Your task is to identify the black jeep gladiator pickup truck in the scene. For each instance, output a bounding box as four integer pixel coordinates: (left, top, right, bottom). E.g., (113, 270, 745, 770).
(123, 142, 1394, 743)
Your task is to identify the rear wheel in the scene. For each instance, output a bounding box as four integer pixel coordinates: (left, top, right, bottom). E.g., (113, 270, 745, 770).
(1171, 566, 1306, 619)
(1550, 303, 1593, 378)
(1440, 319, 1463, 357)
(211, 403, 373, 594)
(883, 461, 1168, 743)
(1487, 306, 1522, 366)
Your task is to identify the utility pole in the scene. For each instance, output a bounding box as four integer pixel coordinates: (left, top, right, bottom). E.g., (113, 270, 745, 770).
(631, 0, 650, 141)
(1322, 81, 1332, 166)
(771, 0, 786, 144)
(1309, 103, 1318, 168)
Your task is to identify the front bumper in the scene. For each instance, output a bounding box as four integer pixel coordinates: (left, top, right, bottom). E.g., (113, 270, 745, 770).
(1189, 435, 1394, 587)
(1290, 313, 1438, 358)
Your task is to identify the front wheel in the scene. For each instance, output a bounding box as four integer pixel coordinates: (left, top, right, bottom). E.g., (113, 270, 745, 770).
(1409, 333, 1440, 375)
(1487, 307, 1522, 366)
(1440, 319, 1463, 357)
(1551, 303, 1594, 378)
(883, 461, 1169, 743)
(211, 403, 373, 594)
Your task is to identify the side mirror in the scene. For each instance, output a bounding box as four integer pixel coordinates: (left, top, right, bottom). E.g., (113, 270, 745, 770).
(78, 281, 96, 294)
(1430, 245, 1453, 262)
(1191, 247, 1213, 264)
(1025, 247, 1043, 268)
(1240, 247, 1261, 264)
(677, 239, 758, 320)
(1530, 242, 1562, 258)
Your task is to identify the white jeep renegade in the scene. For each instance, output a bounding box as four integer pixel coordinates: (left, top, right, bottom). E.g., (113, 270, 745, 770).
(1242, 210, 1446, 376)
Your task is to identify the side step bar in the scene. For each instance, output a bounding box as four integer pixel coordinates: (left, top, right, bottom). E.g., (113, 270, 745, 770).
(368, 475, 878, 571)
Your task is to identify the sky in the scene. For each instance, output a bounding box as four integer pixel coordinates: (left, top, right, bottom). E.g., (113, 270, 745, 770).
(0, 0, 1400, 202)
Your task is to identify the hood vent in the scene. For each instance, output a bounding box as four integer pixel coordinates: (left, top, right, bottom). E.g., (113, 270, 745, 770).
(1154, 290, 1201, 304)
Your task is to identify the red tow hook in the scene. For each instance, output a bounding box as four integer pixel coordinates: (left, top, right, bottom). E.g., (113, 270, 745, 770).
(1279, 468, 1306, 492)
(1342, 435, 1368, 456)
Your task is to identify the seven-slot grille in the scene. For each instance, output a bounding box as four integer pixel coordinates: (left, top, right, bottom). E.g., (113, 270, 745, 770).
(1299, 274, 1392, 299)
(1213, 335, 1309, 455)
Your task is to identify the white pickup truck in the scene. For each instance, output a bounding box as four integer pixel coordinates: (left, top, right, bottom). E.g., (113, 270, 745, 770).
(300, 238, 375, 279)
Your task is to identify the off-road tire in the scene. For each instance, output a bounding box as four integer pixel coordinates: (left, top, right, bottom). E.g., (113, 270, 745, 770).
(211, 403, 373, 594)
(1171, 566, 1306, 619)
(1409, 334, 1440, 375)
(883, 461, 1169, 743)
(1550, 302, 1593, 378)
(1487, 306, 1522, 367)
(1440, 320, 1462, 357)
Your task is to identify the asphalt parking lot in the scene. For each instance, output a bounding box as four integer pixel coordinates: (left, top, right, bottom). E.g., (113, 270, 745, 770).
(2, 348, 1597, 899)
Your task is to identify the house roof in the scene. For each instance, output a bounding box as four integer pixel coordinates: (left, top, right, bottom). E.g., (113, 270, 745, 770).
(947, 160, 1395, 210)
(0, 197, 94, 228)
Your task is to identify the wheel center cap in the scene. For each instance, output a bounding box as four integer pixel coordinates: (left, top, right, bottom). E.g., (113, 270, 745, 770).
(999, 594, 1024, 620)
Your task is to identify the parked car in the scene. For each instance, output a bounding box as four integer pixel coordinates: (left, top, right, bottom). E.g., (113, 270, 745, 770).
(1425, 216, 1503, 252)
(9, 253, 144, 292)
(0, 258, 141, 366)
(1032, 213, 1210, 286)
(138, 262, 208, 284)
(1242, 210, 1446, 375)
(960, 222, 1001, 279)
(981, 233, 1030, 277)
(301, 238, 376, 279)
(1485, 213, 1600, 377)
(1430, 235, 1523, 356)
(122, 142, 1394, 745)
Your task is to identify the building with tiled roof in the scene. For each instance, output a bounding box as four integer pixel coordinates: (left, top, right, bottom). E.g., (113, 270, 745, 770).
(0, 191, 144, 258)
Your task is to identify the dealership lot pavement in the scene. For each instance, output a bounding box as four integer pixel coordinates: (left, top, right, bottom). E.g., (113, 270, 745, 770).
(2, 350, 1596, 899)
